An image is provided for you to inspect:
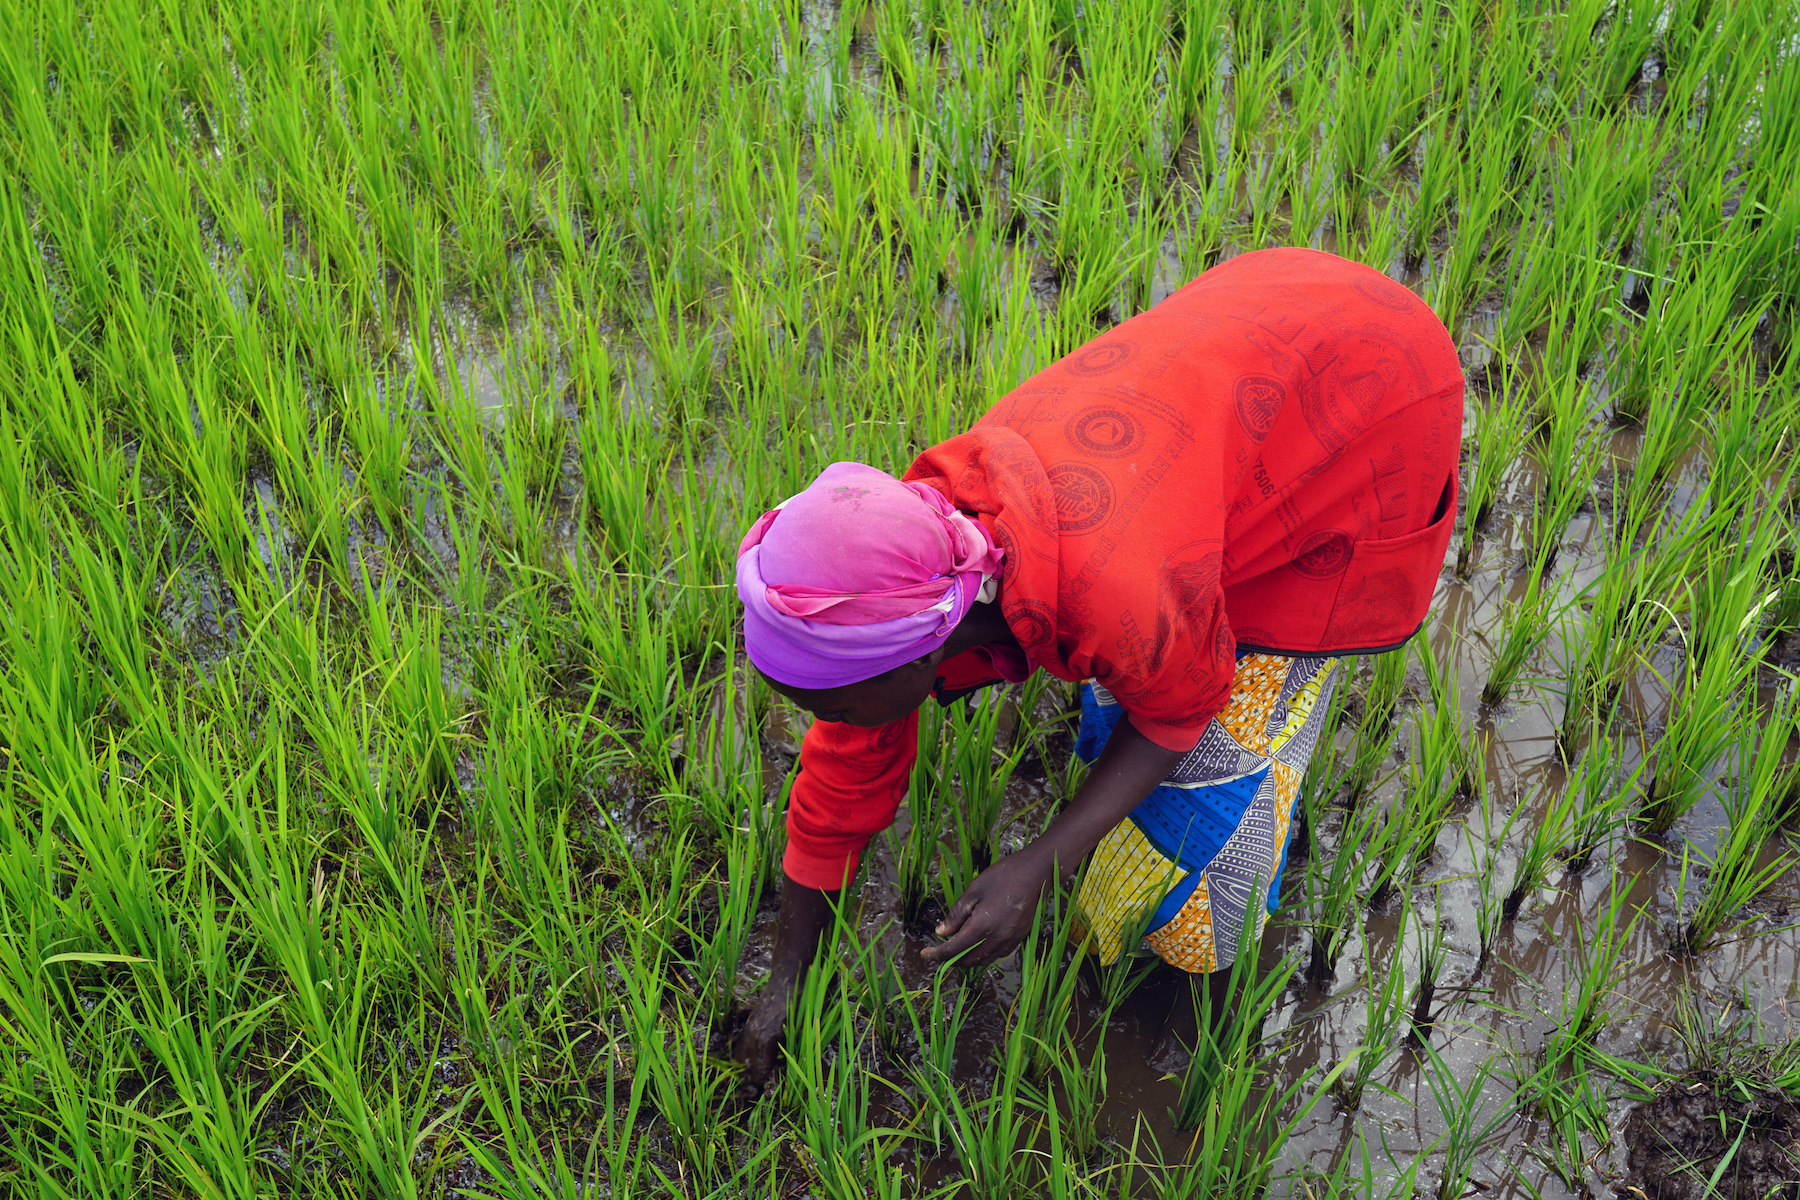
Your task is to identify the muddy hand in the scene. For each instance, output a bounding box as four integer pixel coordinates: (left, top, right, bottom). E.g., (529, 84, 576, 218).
(734, 985, 789, 1101)
(921, 850, 1053, 971)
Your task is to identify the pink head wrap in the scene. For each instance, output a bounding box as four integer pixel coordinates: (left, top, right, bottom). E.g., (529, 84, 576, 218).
(735, 462, 1005, 688)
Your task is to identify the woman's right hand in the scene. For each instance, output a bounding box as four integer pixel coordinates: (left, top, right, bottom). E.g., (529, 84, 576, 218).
(734, 969, 792, 1100)
(732, 880, 839, 1102)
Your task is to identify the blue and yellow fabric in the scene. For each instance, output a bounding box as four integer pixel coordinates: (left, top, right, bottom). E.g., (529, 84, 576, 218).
(1075, 653, 1340, 974)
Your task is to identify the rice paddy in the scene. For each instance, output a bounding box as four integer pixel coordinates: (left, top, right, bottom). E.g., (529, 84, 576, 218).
(3, 0, 1799, 1195)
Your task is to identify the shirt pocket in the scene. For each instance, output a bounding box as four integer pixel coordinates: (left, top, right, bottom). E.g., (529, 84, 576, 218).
(1320, 470, 1458, 653)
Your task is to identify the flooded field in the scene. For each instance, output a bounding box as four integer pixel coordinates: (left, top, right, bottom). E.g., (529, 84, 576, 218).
(3, 0, 1800, 1196)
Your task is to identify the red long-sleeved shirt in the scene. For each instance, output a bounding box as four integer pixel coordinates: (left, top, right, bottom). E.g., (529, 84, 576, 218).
(783, 249, 1463, 889)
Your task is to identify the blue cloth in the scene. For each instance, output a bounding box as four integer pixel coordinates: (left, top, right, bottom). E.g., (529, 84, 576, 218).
(1075, 682, 1291, 926)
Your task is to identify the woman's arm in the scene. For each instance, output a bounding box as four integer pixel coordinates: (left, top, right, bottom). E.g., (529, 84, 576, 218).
(734, 880, 838, 1098)
(922, 713, 1181, 969)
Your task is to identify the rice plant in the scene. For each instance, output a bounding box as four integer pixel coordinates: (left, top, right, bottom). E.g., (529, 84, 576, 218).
(1337, 920, 1408, 1110)
(1347, 648, 1410, 802)
(1480, 547, 1557, 706)
(1677, 708, 1799, 954)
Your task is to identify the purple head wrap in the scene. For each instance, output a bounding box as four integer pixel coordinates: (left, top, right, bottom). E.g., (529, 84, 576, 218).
(735, 462, 1005, 688)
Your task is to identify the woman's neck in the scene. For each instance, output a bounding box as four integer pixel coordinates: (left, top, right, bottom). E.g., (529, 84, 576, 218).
(942, 597, 1019, 659)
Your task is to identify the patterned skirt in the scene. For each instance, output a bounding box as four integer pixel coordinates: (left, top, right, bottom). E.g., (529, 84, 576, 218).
(1074, 653, 1341, 975)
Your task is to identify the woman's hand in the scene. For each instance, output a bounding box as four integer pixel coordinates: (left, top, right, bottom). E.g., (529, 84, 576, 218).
(732, 882, 839, 1102)
(734, 969, 794, 1100)
(921, 849, 1055, 970)
(924, 715, 1183, 972)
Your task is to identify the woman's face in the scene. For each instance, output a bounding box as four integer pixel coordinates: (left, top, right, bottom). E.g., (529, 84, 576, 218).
(764, 655, 941, 728)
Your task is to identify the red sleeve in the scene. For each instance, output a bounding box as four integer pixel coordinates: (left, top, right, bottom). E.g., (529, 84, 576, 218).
(1113, 591, 1236, 753)
(783, 712, 920, 890)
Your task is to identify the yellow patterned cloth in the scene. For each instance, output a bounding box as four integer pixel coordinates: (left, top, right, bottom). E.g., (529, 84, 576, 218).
(1075, 654, 1340, 974)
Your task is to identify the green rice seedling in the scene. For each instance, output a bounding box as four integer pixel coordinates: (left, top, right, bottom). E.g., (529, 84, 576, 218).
(1504, 777, 1578, 922)
(1332, 9, 1404, 222)
(460, 1048, 620, 1200)
(1363, 647, 1409, 745)
(1172, 872, 1307, 1117)
(1423, 1045, 1508, 1200)
(0, 961, 146, 1197)
(1494, 206, 1568, 359)
(1388, 1, 1440, 162)
(1363, 791, 1422, 915)
(255, 353, 353, 585)
(1347, 648, 1408, 802)
(1338, 918, 1408, 1110)
(1169, 0, 1229, 142)
(1551, 522, 1676, 761)
(1292, 1127, 1425, 1200)
(1403, 111, 1459, 270)
(622, 924, 737, 1189)
(474, 651, 623, 997)
(343, 367, 414, 541)
(305, 941, 469, 1199)
(1676, 822, 1792, 959)
(1529, 411, 1605, 581)
(938, 689, 1029, 902)
(569, 574, 704, 786)
(1330, 186, 1404, 272)
(9, 322, 135, 522)
(1411, 638, 1475, 810)
(1562, 733, 1645, 873)
(1641, 635, 1757, 836)
(1462, 766, 1509, 978)
(1677, 713, 1798, 953)
(1756, 682, 1800, 825)
(24, 746, 182, 976)
(113, 961, 292, 1200)
(1008, 883, 1085, 1084)
(1428, 97, 1523, 337)
(1521, 1058, 1615, 1197)
(1042, 1028, 1107, 1166)
(1300, 707, 1360, 983)
(943, 954, 1052, 1200)
(689, 650, 776, 841)
(1405, 894, 1449, 1050)
(59, 517, 163, 723)
(788, 969, 911, 1200)
(1227, 23, 1294, 170)
(444, 852, 525, 1057)
(684, 829, 766, 1027)
(1481, 545, 1558, 706)
(841, 916, 911, 1065)
(1279, 63, 1334, 248)
(590, 1032, 652, 1197)
(423, 479, 494, 621)
(1589, 0, 1660, 108)
(493, 400, 562, 568)
(899, 967, 975, 1155)
(112, 311, 253, 580)
(1543, 877, 1643, 1066)
(1149, 961, 1348, 1196)
(0, 404, 45, 566)
(364, 581, 461, 797)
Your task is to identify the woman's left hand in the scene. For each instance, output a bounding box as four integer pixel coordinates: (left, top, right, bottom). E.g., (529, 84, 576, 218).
(921, 849, 1054, 970)
(922, 714, 1183, 972)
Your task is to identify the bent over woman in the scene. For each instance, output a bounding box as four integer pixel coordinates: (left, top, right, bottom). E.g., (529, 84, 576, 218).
(733, 248, 1463, 1091)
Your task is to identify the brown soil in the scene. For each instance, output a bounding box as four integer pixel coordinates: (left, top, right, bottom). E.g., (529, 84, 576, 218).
(1623, 1071, 1800, 1200)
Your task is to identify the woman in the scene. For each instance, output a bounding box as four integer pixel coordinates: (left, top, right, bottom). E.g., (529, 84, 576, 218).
(733, 248, 1462, 1092)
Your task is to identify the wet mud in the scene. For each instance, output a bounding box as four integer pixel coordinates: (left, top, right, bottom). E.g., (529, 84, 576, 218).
(1626, 1076, 1800, 1200)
